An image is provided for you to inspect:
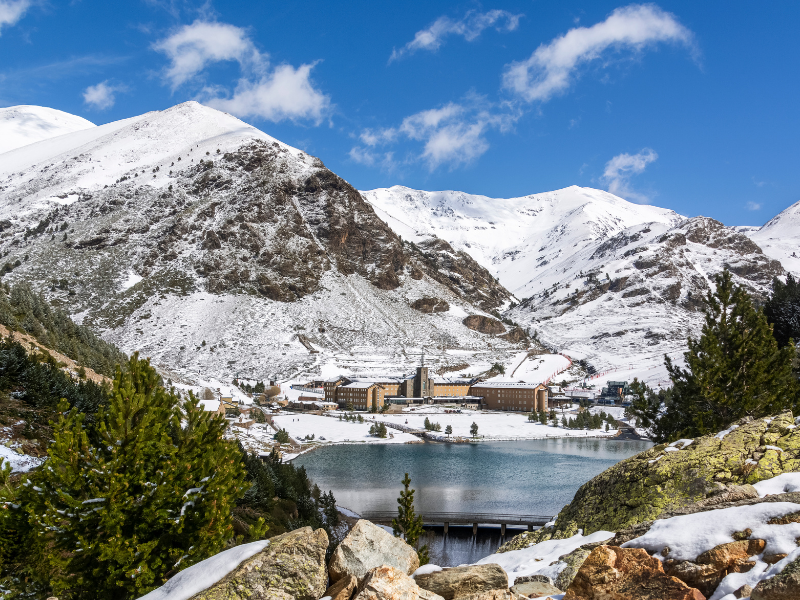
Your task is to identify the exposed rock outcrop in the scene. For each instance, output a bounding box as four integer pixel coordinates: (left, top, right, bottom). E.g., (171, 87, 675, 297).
(190, 526, 328, 600)
(411, 297, 450, 314)
(414, 564, 508, 600)
(462, 315, 506, 335)
(329, 519, 420, 584)
(563, 545, 705, 600)
(324, 574, 358, 600)
(353, 565, 444, 600)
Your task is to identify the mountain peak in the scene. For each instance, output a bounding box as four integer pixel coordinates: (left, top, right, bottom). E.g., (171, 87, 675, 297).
(0, 105, 95, 155)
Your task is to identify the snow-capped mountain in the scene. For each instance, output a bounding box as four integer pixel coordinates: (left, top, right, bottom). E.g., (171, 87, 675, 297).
(0, 102, 517, 382)
(363, 186, 785, 385)
(744, 200, 800, 277)
(0, 106, 95, 155)
(0, 102, 793, 387)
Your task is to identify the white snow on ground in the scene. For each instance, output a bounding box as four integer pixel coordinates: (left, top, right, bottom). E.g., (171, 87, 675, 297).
(623, 502, 800, 561)
(753, 472, 800, 497)
(388, 411, 615, 440)
(475, 530, 615, 585)
(272, 414, 419, 444)
(0, 106, 95, 154)
(137, 540, 269, 600)
(621, 501, 800, 599)
(0, 445, 44, 473)
(493, 352, 571, 384)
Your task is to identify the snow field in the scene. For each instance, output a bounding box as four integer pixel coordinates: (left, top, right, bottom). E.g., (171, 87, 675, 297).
(271, 414, 419, 445)
(0, 443, 44, 473)
(473, 530, 616, 586)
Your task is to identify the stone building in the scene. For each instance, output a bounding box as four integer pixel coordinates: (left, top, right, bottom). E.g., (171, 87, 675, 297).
(469, 382, 549, 411)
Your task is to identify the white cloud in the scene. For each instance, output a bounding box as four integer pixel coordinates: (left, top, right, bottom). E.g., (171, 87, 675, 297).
(353, 98, 517, 171)
(602, 148, 658, 203)
(390, 9, 522, 62)
(0, 0, 30, 35)
(154, 21, 261, 89)
(154, 20, 330, 124)
(205, 63, 329, 123)
(746, 201, 761, 211)
(503, 4, 693, 102)
(348, 146, 395, 170)
(82, 81, 122, 110)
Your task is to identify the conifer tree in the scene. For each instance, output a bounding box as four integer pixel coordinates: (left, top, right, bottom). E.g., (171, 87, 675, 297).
(392, 473, 428, 566)
(445, 424, 452, 437)
(660, 271, 799, 440)
(764, 273, 800, 348)
(19, 353, 247, 600)
(470, 422, 478, 437)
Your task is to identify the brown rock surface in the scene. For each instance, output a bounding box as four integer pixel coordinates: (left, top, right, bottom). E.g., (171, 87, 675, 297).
(325, 574, 358, 600)
(329, 520, 420, 584)
(414, 564, 508, 600)
(510, 580, 563, 598)
(664, 539, 764, 597)
(462, 315, 506, 335)
(563, 545, 706, 600)
(410, 297, 450, 314)
(352, 565, 445, 600)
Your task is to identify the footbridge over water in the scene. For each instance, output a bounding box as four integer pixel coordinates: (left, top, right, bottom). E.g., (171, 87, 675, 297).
(359, 511, 554, 536)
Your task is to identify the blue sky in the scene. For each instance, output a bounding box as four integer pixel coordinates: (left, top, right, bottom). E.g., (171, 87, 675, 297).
(1, 1, 799, 225)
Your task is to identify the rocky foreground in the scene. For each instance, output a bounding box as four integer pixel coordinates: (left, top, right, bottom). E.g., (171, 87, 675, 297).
(139, 413, 800, 600)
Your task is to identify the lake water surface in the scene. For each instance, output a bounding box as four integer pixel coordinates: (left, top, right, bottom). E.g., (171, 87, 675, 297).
(295, 438, 652, 565)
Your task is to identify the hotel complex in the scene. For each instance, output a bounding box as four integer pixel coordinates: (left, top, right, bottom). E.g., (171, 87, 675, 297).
(322, 366, 550, 412)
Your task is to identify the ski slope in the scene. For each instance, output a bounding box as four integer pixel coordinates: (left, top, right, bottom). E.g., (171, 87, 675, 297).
(0, 106, 95, 155)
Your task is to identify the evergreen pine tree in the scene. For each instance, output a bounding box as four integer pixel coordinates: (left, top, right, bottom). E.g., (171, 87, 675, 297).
(470, 422, 478, 437)
(391, 473, 428, 566)
(18, 354, 247, 600)
(764, 274, 800, 348)
(661, 271, 800, 440)
(445, 424, 452, 437)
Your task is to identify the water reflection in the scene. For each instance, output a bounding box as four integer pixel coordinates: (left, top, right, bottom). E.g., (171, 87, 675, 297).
(295, 438, 651, 519)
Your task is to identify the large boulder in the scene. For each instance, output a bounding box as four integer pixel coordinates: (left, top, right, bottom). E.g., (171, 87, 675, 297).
(146, 527, 328, 600)
(411, 297, 450, 314)
(563, 545, 705, 600)
(510, 576, 563, 598)
(462, 315, 506, 335)
(502, 412, 800, 547)
(329, 520, 420, 584)
(751, 555, 800, 600)
(414, 564, 508, 600)
(353, 565, 444, 600)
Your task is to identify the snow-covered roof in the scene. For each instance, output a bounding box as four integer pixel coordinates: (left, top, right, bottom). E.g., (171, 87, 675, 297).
(198, 400, 221, 412)
(471, 382, 545, 389)
(340, 382, 378, 389)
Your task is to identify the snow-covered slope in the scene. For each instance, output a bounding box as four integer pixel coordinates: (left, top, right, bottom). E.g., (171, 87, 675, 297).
(0, 102, 519, 383)
(363, 185, 683, 297)
(363, 186, 785, 386)
(0, 106, 95, 155)
(745, 199, 800, 277)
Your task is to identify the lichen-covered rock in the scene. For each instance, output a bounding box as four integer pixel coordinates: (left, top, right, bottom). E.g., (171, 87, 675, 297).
(751, 555, 800, 600)
(414, 564, 508, 600)
(510, 579, 562, 598)
(503, 412, 800, 546)
(553, 547, 594, 592)
(563, 545, 705, 600)
(329, 519, 420, 584)
(191, 526, 328, 600)
(352, 565, 444, 600)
